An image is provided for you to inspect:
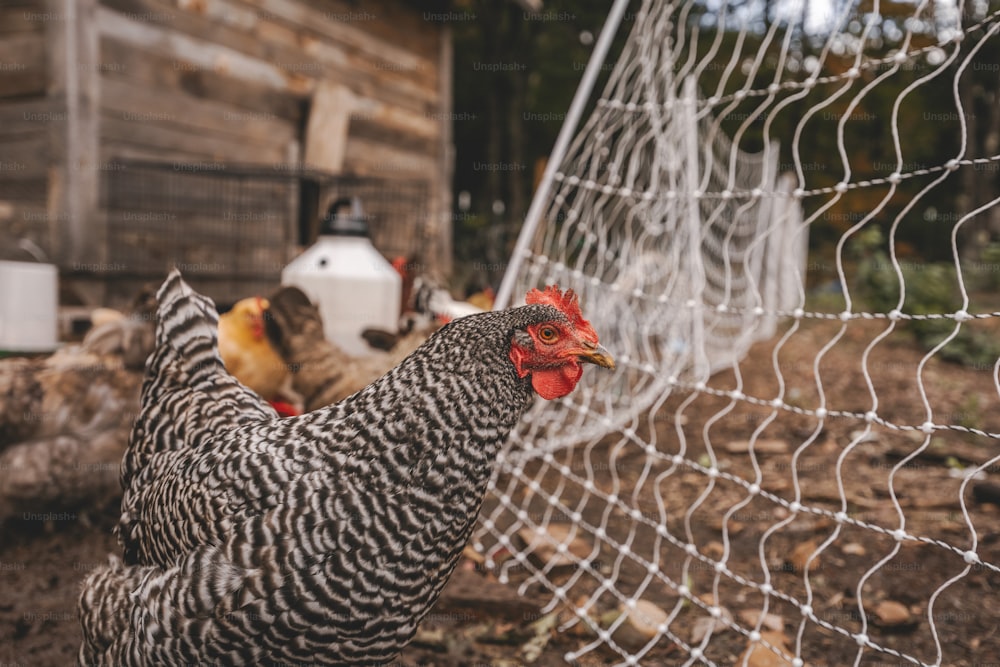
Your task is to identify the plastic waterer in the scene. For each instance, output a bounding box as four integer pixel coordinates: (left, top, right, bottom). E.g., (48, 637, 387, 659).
(0, 260, 58, 353)
(281, 197, 401, 356)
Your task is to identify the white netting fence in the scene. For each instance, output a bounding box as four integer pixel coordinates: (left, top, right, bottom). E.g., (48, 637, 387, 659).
(475, 0, 1000, 664)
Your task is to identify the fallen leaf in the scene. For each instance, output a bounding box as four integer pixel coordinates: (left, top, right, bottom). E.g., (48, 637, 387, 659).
(462, 545, 486, 565)
(690, 605, 733, 643)
(704, 540, 725, 558)
(411, 627, 446, 649)
(557, 601, 594, 638)
(739, 630, 796, 667)
(790, 540, 821, 573)
(607, 600, 670, 649)
(516, 524, 592, 568)
(521, 611, 559, 663)
(725, 439, 790, 454)
(849, 429, 880, 444)
(691, 616, 717, 644)
(738, 609, 785, 632)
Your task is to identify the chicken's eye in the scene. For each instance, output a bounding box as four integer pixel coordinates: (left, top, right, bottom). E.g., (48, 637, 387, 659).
(537, 325, 559, 344)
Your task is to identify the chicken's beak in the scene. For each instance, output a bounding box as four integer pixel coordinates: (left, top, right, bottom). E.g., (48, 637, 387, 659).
(575, 341, 615, 369)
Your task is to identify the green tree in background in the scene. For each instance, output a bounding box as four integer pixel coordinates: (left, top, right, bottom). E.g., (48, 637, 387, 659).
(451, 1, 622, 289)
(450, 0, 1000, 291)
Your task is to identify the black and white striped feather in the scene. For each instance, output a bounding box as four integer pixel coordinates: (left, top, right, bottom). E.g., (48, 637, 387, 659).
(79, 270, 575, 666)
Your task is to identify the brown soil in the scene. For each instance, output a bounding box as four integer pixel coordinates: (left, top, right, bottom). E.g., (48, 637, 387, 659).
(3, 316, 999, 666)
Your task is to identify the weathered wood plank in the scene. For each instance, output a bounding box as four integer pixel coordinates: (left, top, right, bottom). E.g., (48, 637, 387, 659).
(348, 117, 439, 157)
(0, 7, 46, 35)
(0, 175, 47, 204)
(94, 4, 304, 93)
(0, 134, 49, 176)
(99, 37, 304, 123)
(101, 114, 290, 164)
(0, 32, 46, 98)
(235, 0, 438, 70)
(101, 76, 296, 148)
(301, 31, 439, 99)
(278, 0, 441, 56)
(44, 0, 102, 272)
(349, 94, 440, 141)
(0, 97, 61, 140)
(303, 81, 351, 172)
(342, 136, 439, 177)
(98, 0, 440, 109)
(434, 22, 453, 276)
(100, 142, 226, 167)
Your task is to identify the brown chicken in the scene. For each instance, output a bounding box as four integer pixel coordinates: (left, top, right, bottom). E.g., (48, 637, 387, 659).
(218, 296, 297, 415)
(264, 286, 433, 412)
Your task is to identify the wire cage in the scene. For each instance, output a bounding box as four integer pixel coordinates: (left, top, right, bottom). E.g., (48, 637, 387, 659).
(299, 174, 434, 266)
(99, 160, 432, 305)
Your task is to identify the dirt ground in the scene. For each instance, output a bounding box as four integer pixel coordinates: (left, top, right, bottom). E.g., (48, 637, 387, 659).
(3, 314, 1000, 666)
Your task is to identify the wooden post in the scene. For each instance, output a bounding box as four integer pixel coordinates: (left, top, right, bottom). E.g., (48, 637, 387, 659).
(304, 82, 354, 173)
(46, 0, 102, 300)
(437, 23, 454, 279)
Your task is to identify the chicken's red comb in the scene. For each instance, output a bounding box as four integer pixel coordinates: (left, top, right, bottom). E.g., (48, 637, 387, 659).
(525, 285, 598, 342)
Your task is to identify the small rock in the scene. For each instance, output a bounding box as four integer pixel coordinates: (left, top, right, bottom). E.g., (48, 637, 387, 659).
(606, 599, 670, 649)
(841, 542, 866, 556)
(872, 600, 915, 629)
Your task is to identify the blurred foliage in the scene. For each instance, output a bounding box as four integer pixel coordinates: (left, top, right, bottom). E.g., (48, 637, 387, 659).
(967, 242, 1000, 291)
(852, 227, 1000, 367)
(450, 0, 1000, 289)
(450, 0, 626, 288)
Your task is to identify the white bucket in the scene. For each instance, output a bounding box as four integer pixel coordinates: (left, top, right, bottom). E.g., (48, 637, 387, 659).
(0, 260, 58, 352)
(282, 236, 401, 357)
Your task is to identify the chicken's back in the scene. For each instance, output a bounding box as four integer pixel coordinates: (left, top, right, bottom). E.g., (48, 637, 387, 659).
(119, 270, 277, 564)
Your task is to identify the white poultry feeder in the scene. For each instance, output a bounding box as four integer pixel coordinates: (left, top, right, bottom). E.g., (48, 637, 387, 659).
(282, 197, 401, 357)
(0, 260, 58, 353)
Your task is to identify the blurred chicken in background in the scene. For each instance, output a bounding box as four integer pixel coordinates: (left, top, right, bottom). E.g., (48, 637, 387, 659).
(219, 296, 299, 417)
(391, 254, 491, 321)
(265, 286, 433, 412)
(0, 295, 156, 521)
(370, 255, 495, 351)
(0, 286, 311, 521)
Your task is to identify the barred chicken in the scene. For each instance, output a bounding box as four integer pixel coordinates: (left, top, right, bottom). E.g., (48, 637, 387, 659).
(78, 269, 612, 666)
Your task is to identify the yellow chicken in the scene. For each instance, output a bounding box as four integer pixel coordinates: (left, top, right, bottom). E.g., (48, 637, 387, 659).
(218, 296, 297, 415)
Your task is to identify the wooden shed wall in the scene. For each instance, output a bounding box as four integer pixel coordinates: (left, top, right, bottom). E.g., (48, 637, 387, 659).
(94, 0, 450, 266)
(0, 0, 453, 303)
(0, 0, 56, 258)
